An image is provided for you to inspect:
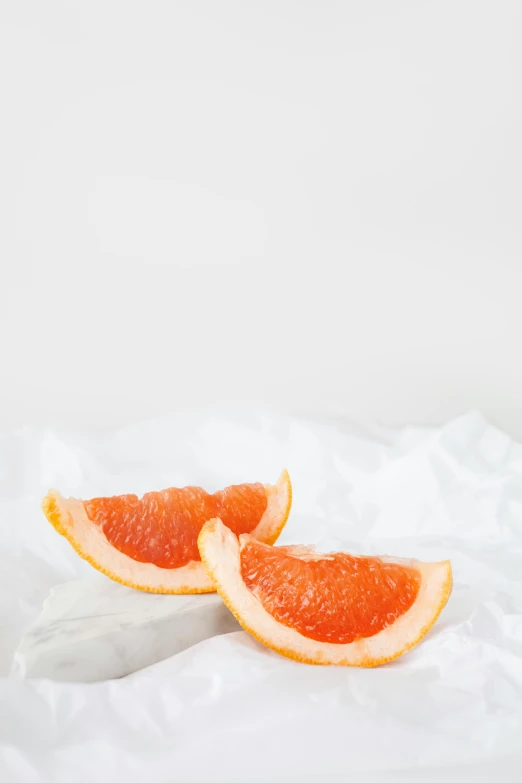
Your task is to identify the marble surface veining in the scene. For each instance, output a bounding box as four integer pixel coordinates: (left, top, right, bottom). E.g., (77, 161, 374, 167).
(11, 579, 240, 682)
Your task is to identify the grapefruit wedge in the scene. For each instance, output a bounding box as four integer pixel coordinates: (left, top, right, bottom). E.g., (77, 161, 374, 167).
(42, 471, 291, 594)
(198, 519, 452, 666)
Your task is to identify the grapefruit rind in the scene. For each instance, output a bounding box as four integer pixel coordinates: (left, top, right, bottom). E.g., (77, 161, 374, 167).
(42, 470, 292, 595)
(198, 518, 452, 666)
(252, 468, 292, 545)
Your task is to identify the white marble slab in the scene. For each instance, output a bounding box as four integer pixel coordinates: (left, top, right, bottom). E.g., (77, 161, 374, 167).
(11, 579, 240, 682)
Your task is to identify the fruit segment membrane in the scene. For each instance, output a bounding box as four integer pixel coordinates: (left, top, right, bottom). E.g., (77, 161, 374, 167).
(84, 484, 267, 569)
(240, 540, 421, 644)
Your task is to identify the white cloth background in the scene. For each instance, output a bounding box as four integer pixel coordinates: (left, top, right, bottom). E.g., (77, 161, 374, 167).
(1, 409, 521, 781)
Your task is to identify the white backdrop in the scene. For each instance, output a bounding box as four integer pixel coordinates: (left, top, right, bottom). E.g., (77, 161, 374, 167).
(2, 1, 521, 436)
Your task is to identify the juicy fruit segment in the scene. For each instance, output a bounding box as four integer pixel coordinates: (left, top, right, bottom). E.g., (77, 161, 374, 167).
(240, 540, 420, 644)
(42, 471, 292, 594)
(198, 518, 453, 666)
(84, 483, 267, 569)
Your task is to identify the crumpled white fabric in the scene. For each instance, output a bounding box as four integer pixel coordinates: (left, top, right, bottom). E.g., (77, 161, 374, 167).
(1, 408, 521, 782)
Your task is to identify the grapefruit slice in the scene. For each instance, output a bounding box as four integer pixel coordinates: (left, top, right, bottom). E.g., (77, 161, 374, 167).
(198, 519, 452, 666)
(42, 471, 292, 594)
